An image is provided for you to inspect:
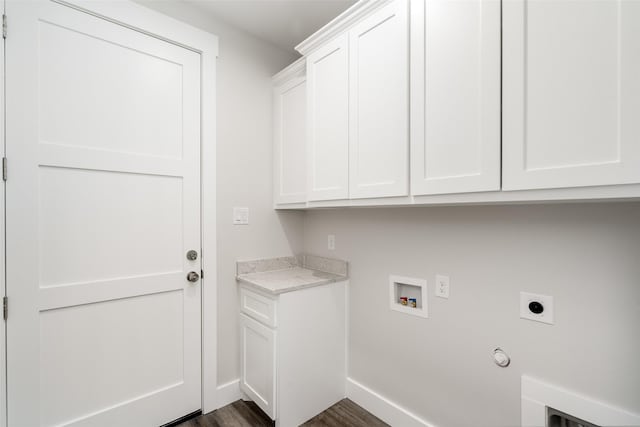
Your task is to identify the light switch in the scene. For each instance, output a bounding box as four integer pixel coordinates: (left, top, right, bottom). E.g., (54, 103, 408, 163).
(233, 207, 249, 225)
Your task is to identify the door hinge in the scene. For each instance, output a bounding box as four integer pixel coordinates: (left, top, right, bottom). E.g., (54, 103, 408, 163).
(201, 269, 204, 279)
(2, 14, 6, 39)
(2, 157, 6, 181)
(3, 297, 7, 321)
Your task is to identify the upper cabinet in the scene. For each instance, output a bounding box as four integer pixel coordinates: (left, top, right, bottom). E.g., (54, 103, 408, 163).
(273, 59, 307, 206)
(306, 34, 350, 202)
(410, 0, 500, 195)
(273, 0, 640, 209)
(502, 0, 640, 191)
(304, 0, 409, 202)
(349, 0, 408, 199)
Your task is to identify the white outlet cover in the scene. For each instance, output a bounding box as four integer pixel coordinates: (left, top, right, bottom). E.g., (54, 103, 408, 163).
(435, 275, 450, 299)
(327, 234, 335, 250)
(520, 292, 554, 325)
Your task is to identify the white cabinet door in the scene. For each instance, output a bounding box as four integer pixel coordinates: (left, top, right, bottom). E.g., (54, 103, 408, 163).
(503, 0, 640, 191)
(274, 76, 306, 205)
(240, 314, 277, 419)
(6, 2, 202, 426)
(349, 0, 409, 199)
(410, 0, 500, 195)
(306, 34, 350, 201)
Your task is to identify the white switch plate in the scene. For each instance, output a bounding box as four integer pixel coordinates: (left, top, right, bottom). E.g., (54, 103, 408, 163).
(233, 207, 249, 225)
(520, 292, 554, 324)
(327, 234, 335, 250)
(435, 275, 450, 299)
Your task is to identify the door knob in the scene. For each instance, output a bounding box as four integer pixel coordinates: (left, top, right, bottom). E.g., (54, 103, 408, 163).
(186, 271, 200, 283)
(186, 250, 198, 261)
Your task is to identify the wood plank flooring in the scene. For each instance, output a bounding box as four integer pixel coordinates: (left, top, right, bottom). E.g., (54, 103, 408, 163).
(301, 399, 389, 427)
(176, 398, 388, 427)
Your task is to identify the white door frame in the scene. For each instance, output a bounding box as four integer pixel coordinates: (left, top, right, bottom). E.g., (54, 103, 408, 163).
(1, 0, 6, 424)
(1, 0, 219, 420)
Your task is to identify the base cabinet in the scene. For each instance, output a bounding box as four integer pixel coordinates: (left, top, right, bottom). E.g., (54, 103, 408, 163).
(239, 282, 347, 427)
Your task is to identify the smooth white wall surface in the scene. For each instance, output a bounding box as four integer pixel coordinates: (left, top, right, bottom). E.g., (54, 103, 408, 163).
(303, 203, 640, 427)
(135, 1, 304, 386)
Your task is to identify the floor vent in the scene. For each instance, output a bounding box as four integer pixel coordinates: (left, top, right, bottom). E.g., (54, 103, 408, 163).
(548, 407, 600, 427)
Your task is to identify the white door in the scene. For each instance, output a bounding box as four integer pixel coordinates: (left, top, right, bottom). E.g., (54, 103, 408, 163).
(306, 33, 350, 202)
(410, 0, 500, 196)
(503, 0, 640, 191)
(274, 75, 307, 205)
(349, 0, 408, 199)
(239, 314, 276, 420)
(6, 2, 202, 426)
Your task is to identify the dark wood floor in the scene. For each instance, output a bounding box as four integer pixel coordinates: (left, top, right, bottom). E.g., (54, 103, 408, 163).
(176, 398, 388, 427)
(300, 399, 389, 427)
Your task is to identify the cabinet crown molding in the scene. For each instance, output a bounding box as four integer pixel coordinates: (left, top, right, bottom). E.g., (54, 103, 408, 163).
(272, 57, 306, 85)
(295, 0, 394, 56)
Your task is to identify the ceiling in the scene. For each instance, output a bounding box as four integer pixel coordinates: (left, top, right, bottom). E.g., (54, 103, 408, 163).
(181, 0, 357, 53)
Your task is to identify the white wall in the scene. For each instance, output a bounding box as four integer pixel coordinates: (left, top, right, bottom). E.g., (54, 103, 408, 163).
(303, 202, 640, 427)
(134, 1, 304, 386)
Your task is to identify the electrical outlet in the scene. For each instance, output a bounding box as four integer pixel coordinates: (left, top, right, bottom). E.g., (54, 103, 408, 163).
(435, 275, 450, 298)
(233, 207, 249, 225)
(327, 234, 335, 250)
(520, 292, 554, 324)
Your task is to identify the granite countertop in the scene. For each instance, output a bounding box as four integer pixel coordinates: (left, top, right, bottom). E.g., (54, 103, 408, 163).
(236, 255, 348, 295)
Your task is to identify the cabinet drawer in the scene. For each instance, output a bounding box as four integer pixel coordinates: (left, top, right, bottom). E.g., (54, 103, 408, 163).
(240, 286, 277, 328)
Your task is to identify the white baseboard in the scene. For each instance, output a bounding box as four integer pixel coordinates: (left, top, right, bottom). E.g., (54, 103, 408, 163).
(346, 377, 436, 427)
(215, 379, 248, 411)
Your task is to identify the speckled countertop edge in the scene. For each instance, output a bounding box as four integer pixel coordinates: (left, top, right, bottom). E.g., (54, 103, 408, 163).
(236, 255, 348, 295)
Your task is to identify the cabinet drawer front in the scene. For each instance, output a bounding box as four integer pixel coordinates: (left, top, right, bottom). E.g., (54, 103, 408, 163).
(240, 287, 277, 327)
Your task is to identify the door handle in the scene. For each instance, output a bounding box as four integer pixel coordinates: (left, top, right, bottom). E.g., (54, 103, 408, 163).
(186, 271, 200, 283)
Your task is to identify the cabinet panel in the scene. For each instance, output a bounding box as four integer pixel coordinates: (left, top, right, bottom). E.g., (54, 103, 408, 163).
(277, 282, 347, 427)
(410, 0, 500, 195)
(503, 0, 640, 190)
(239, 314, 276, 419)
(274, 76, 306, 205)
(349, 0, 409, 199)
(306, 34, 349, 201)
